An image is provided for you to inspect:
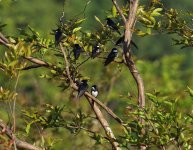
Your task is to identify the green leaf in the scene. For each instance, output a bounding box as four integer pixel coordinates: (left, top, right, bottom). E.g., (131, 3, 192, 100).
(136, 30, 148, 36)
(112, 5, 117, 17)
(146, 28, 152, 35)
(94, 16, 104, 26)
(187, 86, 193, 99)
(75, 19, 86, 25)
(25, 123, 31, 134)
(72, 27, 82, 33)
(146, 93, 157, 103)
(163, 101, 172, 107)
(151, 8, 163, 17)
(8, 60, 18, 67)
(50, 70, 56, 74)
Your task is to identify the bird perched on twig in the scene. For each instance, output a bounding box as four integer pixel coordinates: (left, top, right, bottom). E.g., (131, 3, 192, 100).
(106, 18, 121, 35)
(77, 79, 88, 98)
(91, 44, 100, 59)
(54, 28, 62, 46)
(116, 36, 138, 49)
(73, 44, 83, 60)
(91, 85, 98, 98)
(104, 48, 118, 66)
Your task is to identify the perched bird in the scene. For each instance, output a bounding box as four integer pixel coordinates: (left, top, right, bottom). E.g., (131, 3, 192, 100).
(77, 80, 88, 98)
(106, 18, 121, 35)
(116, 36, 138, 49)
(115, 36, 124, 46)
(91, 44, 100, 58)
(73, 44, 82, 60)
(55, 28, 62, 46)
(104, 48, 118, 66)
(91, 85, 98, 98)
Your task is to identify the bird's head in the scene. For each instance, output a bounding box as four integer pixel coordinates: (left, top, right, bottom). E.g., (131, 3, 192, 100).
(91, 85, 97, 90)
(106, 18, 111, 21)
(112, 48, 118, 53)
(81, 79, 88, 84)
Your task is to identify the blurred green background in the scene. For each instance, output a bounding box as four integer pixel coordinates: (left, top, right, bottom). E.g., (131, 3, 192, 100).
(0, 0, 192, 149)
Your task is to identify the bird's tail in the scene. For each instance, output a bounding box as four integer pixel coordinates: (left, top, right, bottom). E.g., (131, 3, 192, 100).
(117, 30, 121, 35)
(104, 60, 110, 66)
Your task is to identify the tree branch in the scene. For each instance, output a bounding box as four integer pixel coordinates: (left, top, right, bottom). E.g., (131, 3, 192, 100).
(59, 43, 74, 85)
(124, 0, 145, 114)
(112, 0, 145, 125)
(0, 119, 43, 150)
(24, 56, 50, 67)
(112, 0, 126, 24)
(86, 96, 121, 150)
(0, 32, 9, 47)
(24, 55, 124, 126)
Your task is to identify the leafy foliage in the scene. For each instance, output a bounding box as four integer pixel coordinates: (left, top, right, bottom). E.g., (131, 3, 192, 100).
(0, 0, 192, 149)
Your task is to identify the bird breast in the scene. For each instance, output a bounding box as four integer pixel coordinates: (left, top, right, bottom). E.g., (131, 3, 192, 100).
(91, 91, 98, 97)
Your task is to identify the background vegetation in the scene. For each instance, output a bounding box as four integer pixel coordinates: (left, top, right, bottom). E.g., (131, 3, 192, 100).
(0, 0, 192, 149)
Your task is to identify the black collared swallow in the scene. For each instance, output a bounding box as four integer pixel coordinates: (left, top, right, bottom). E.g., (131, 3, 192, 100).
(104, 48, 118, 66)
(55, 28, 62, 46)
(91, 85, 98, 97)
(106, 18, 121, 35)
(77, 79, 88, 98)
(91, 44, 100, 58)
(116, 36, 138, 49)
(115, 36, 124, 46)
(73, 44, 82, 60)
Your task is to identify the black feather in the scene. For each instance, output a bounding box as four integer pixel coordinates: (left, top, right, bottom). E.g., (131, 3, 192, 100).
(116, 36, 138, 49)
(104, 48, 118, 66)
(77, 80, 88, 98)
(55, 28, 62, 46)
(91, 44, 100, 58)
(73, 44, 82, 60)
(106, 18, 121, 35)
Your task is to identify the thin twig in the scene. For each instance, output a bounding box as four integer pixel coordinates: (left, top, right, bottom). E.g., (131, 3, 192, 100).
(12, 71, 20, 150)
(76, 56, 90, 69)
(59, 43, 73, 84)
(0, 119, 43, 150)
(22, 65, 42, 70)
(112, 0, 126, 24)
(23, 56, 50, 67)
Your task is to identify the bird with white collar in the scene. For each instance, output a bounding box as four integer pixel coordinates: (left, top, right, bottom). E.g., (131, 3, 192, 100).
(91, 85, 98, 98)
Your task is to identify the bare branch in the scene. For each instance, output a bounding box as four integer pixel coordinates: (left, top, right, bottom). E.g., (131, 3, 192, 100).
(22, 65, 42, 70)
(112, 0, 145, 125)
(24, 56, 50, 67)
(112, 0, 126, 24)
(124, 0, 145, 111)
(85, 96, 121, 150)
(0, 32, 9, 47)
(0, 120, 43, 150)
